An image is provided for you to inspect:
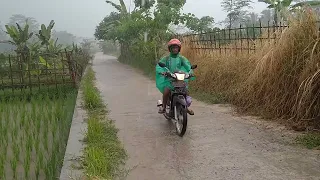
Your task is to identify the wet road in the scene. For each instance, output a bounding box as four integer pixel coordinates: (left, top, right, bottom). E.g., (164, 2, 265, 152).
(92, 53, 320, 180)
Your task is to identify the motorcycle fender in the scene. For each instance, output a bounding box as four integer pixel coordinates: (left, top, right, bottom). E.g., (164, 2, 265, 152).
(173, 95, 187, 106)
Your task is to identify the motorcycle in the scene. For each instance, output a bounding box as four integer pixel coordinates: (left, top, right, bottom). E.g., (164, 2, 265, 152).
(156, 62, 197, 137)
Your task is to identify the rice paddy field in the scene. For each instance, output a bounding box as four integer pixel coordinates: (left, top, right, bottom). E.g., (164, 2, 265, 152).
(0, 88, 77, 179)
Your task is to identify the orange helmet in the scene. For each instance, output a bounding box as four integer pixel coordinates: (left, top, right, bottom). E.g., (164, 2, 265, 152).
(167, 39, 182, 51)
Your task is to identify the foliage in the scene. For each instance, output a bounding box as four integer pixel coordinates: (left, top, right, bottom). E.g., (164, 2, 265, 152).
(134, 0, 156, 9)
(0, 90, 77, 179)
(184, 15, 216, 33)
(181, 12, 320, 131)
(36, 20, 55, 46)
(94, 12, 121, 41)
(96, 0, 188, 44)
(258, 0, 320, 23)
(0, 15, 94, 180)
(95, 0, 206, 72)
(52, 30, 78, 46)
(5, 22, 33, 53)
(99, 40, 119, 55)
(221, 0, 253, 28)
(1, 18, 92, 94)
(8, 14, 39, 33)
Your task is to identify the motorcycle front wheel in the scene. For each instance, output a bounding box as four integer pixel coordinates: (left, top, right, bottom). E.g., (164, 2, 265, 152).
(176, 104, 188, 137)
(163, 101, 171, 120)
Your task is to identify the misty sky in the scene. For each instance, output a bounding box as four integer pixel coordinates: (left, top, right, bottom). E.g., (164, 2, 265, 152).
(0, 0, 267, 38)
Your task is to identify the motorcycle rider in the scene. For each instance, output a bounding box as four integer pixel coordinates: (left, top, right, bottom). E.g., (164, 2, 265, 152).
(156, 38, 194, 115)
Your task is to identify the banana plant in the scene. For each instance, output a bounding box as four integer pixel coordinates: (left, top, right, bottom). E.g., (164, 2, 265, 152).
(26, 56, 52, 76)
(47, 38, 63, 54)
(36, 20, 55, 46)
(5, 21, 33, 53)
(28, 41, 42, 56)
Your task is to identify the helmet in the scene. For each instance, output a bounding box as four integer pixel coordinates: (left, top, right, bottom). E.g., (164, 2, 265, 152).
(167, 39, 182, 51)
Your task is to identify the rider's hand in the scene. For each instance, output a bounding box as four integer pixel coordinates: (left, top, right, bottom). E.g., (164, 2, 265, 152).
(161, 72, 168, 76)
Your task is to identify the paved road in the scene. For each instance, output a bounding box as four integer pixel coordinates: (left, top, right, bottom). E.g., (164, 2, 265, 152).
(92, 53, 320, 180)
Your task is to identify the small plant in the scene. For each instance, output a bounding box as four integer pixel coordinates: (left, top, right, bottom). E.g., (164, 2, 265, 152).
(12, 142, 20, 162)
(23, 149, 31, 179)
(81, 66, 127, 179)
(35, 157, 41, 180)
(10, 156, 18, 179)
(296, 133, 320, 149)
(26, 133, 33, 152)
(35, 135, 40, 154)
(0, 155, 5, 179)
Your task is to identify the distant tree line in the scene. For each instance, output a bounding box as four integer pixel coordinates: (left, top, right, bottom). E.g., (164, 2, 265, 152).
(0, 14, 81, 53)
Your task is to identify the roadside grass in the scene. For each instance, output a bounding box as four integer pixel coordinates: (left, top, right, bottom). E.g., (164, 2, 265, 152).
(188, 86, 228, 104)
(296, 133, 320, 150)
(81, 66, 127, 179)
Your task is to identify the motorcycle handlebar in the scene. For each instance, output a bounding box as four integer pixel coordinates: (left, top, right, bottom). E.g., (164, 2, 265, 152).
(159, 72, 194, 79)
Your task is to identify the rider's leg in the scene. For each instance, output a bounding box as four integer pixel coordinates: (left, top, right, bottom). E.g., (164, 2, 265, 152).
(158, 87, 170, 114)
(186, 90, 194, 115)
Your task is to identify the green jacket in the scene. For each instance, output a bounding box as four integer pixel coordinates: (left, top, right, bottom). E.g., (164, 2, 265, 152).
(155, 53, 195, 93)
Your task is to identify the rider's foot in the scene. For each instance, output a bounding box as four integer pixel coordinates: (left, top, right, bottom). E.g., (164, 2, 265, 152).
(158, 106, 165, 114)
(187, 108, 194, 115)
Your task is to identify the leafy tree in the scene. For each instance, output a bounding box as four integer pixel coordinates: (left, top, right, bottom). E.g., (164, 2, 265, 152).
(134, 0, 155, 9)
(52, 30, 77, 46)
(221, 0, 253, 28)
(258, 0, 320, 24)
(259, 9, 275, 25)
(95, 0, 189, 71)
(94, 12, 121, 41)
(8, 14, 39, 33)
(96, 0, 186, 43)
(184, 15, 215, 33)
(106, 0, 128, 14)
(99, 40, 119, 54)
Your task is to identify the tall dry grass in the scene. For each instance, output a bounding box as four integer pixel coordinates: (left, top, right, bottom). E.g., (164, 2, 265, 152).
(181, 12, 320, 130)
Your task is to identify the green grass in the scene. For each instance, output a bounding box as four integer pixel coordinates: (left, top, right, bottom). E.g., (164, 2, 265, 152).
(0, 89, 77, 179)
(0, 84, 75, 101)
(296, 133, 320, 149)
(81, 66, 127, 179)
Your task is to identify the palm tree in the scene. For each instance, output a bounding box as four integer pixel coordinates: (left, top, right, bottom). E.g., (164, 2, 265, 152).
(258, 0, 320, 24)
(106, 0, 128, 14)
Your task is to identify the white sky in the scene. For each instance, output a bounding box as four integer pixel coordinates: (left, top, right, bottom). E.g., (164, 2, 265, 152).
(0, 0, 268, 38)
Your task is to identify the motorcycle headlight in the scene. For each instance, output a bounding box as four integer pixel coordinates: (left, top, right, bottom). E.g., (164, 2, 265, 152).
(175, 73, 185, 80)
